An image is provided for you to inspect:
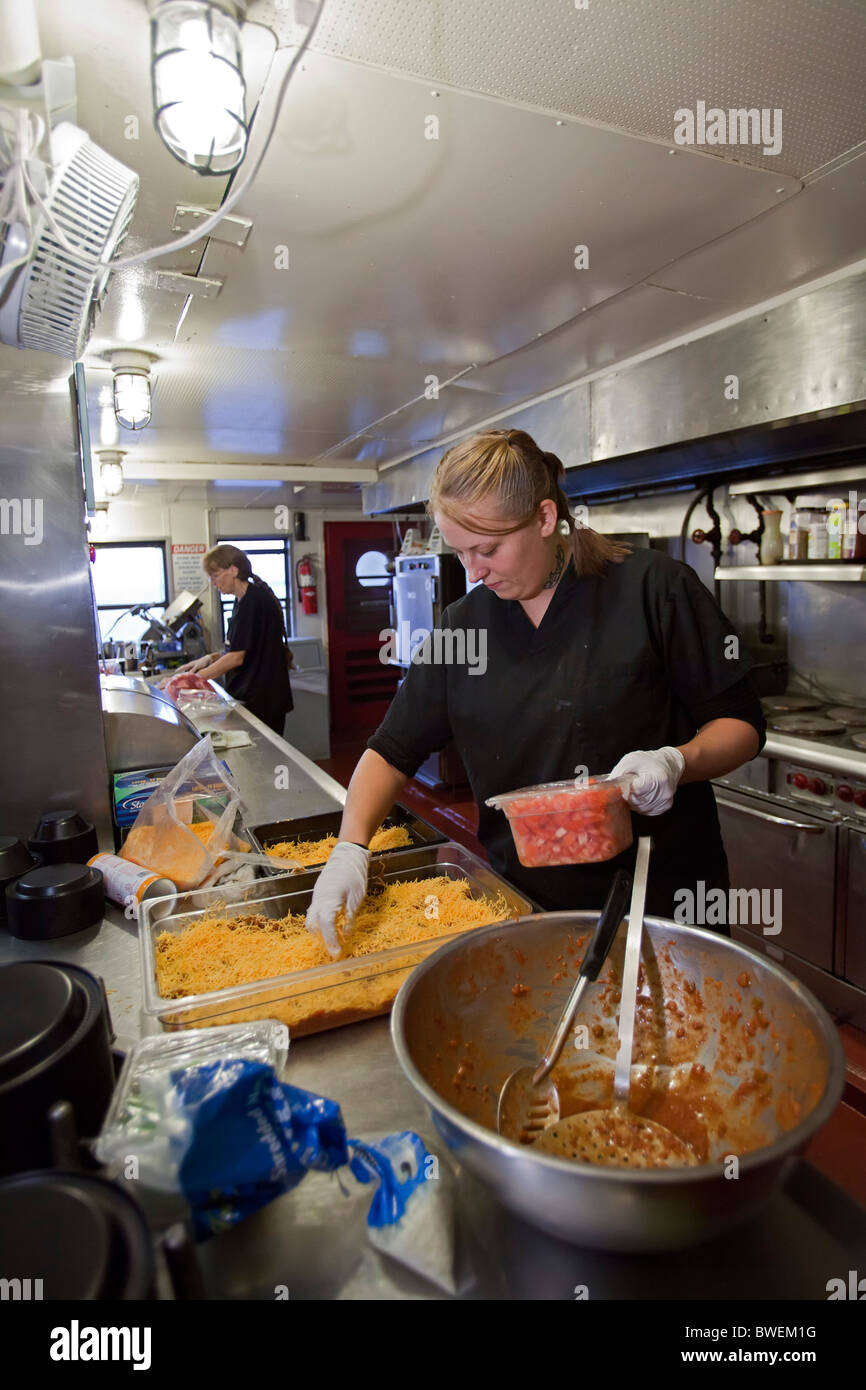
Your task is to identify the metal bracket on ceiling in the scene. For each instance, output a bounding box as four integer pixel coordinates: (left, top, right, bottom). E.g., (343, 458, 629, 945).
(171, 206, 253, 248)
(155, 270, 224, 299)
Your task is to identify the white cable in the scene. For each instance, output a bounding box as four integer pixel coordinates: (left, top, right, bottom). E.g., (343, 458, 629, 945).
(20, 156, 88, 258)
(0, 247, 30, 288)
(0, 107, 43, 288)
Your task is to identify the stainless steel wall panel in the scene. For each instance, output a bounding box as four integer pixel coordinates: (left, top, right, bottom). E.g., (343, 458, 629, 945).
(365, 272, 866, 509)
(786, 582, 866, 702)
(0, 358, 112, 844)
(363, 446, 445, 514)
(589, 271, 866, 461)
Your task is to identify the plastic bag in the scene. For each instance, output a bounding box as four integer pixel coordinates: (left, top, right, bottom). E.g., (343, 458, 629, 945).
(175, 688, 236, 719)
(203, 847, 303, 886)
(349, 1132, 458, 1294)
(99, 1042, 457, 1278)
(94, 1023, 289, 1180)
(121, 736, 244, 890)
(102, 1055, 348, 1240)
(175, 1062, 348, 1238)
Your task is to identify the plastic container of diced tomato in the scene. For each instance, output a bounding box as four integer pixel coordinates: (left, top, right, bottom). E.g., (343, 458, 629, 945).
(485, 774, 634, 867)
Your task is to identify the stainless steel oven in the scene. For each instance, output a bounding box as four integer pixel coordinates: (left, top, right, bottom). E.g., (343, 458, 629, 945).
(841, 820, 866, 990)
(714, 786, 839, 971)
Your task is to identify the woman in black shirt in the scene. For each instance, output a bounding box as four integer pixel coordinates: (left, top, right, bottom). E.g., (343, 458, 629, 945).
(306, 429, 764, 956)
(175, 544, 293, 735)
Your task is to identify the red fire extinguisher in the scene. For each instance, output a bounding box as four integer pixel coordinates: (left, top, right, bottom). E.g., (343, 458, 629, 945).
(296, 554, 318, 615)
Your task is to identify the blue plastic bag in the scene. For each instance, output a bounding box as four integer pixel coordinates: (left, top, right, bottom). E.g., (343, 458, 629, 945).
(349, 1132, 457, 1293)
(170, 1059, 348, 1238)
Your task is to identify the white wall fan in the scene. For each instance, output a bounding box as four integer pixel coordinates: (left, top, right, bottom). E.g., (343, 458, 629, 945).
(0, 1, 139, 357)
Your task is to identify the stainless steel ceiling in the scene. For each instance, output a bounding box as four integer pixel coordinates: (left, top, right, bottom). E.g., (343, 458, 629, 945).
(303, 0, 866, 178)
(3, 0, 864, 494)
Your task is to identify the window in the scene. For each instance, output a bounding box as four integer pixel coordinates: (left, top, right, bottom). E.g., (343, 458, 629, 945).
(217, 536, 293, 640)
(92, 542, 169, 644)
(355, 549, 390, 587)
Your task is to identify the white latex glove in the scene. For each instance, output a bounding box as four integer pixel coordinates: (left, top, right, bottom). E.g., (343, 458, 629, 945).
(304, 841, 370, 959)
(608, 746, 685, 816)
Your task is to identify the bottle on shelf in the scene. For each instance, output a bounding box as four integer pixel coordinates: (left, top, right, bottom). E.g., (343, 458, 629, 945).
(827, 500, 846, 560)
(760, 509, 784, 565)
(787, 507, 809, 561)
(805, 509, 828, 560)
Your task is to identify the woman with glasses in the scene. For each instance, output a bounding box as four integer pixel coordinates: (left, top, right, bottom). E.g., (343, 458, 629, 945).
(171, 544, 293, 735)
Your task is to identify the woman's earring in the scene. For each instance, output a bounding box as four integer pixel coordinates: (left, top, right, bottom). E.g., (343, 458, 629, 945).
(557, 517, 571, 536)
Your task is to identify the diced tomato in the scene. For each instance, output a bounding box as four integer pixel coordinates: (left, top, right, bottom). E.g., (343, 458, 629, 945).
(506, 777, 632, 867)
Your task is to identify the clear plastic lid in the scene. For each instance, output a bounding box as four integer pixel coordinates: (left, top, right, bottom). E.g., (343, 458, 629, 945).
(94, 1021, 289, 1168)
(485, 772, 633, 812)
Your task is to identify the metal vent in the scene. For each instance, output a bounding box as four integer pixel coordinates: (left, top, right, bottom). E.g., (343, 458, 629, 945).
(307, 0, 866, 178)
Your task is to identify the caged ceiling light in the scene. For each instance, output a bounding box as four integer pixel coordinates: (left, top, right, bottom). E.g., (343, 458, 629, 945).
(97, 450, 126, 497)
(110, 350, 153, 431)
(149, 0, 249, 176)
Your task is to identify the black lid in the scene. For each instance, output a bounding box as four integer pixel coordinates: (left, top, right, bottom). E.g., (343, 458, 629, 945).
(0, 840, 40, 924)
(12, 864, 95, 898)
(29, 810, 90, 843)
(0, 837, 36, 879)
(27, 813, 98, 867)
(6, 864, 104, 940)
(0, 1172, 154, 1298)
(0, 963, 86, 1086)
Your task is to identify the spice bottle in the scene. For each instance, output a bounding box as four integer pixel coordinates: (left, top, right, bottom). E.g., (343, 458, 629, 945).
(827, 501, 846, 560)
(805, 510, 828, 560)
(760, 510, 784, 565)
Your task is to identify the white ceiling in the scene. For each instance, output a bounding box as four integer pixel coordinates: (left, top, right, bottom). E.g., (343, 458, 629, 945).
(2, 0, 865, 502)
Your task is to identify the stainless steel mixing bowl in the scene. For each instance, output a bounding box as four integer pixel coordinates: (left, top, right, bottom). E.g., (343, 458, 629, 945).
(391, 913, 845, 1252)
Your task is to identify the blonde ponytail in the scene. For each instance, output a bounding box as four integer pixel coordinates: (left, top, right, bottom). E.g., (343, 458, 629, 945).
(428, 429, 630, 577)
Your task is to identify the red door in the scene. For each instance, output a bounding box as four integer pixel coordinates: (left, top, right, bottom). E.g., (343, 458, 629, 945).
(324, 521, 400, 735)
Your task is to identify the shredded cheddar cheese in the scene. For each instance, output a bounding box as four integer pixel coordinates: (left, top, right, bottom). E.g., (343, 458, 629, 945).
(154, 876, 511, 1035)
(265, 823, 412, 869)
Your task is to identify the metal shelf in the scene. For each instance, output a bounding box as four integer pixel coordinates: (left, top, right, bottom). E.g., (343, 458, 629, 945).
(728, 464, 866, 496)
(714, 564, 866, 581)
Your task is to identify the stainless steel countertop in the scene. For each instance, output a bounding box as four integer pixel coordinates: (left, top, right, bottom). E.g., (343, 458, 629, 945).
(0, 696, 348, 1053)
(2, 696, 864, 1299)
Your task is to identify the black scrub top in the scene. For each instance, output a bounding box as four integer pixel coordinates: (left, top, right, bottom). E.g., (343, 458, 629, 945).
(367, 548, 766, 920)
(225, 581, 293, 733)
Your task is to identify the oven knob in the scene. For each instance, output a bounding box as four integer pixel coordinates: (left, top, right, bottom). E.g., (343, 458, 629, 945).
(792, 773, 808, 789)
(854, 790, 866, 809)
(837, 784, 854, 802)
(807, 778, 826, 795)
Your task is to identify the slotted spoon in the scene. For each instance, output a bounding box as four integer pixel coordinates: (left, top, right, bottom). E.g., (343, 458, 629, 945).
(497, 868, 633, 1143)
(533, 836, 700, 1168)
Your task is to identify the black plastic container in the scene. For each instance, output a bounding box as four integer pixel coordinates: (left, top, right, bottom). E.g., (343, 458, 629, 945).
(253, 803, 447, 863)
(0, 837, 40, 924)
(0, 961, 115, 1176)
(0, 1171, 154, 1298)
(27, 810, 99, 866)
(6, 863, 104, 940)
